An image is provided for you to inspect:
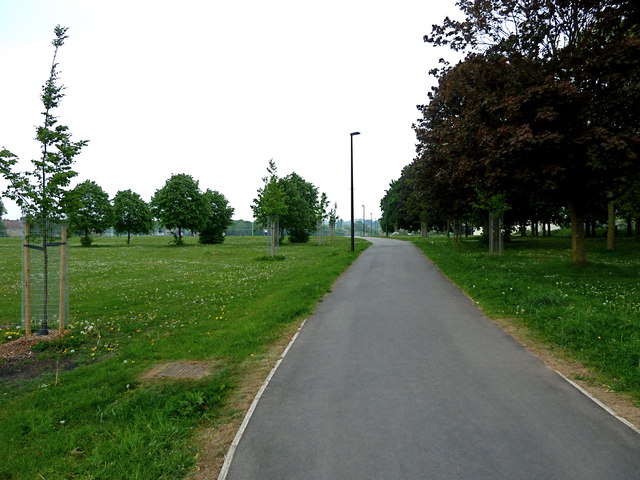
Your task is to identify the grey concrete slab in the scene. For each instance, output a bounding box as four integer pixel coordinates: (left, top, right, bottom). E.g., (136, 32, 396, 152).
(225, 238, 640, 479)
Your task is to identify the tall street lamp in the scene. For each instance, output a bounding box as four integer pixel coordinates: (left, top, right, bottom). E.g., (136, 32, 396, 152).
(350, 132, 360, 252)
(362, 205, 365, 236)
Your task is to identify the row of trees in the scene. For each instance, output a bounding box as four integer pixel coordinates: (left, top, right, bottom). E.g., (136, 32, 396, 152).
(61, 174, 234, 246)
(381, 0, 640, 264)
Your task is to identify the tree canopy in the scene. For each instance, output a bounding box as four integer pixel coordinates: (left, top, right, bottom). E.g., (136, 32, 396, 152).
(64, 180, 113, 246)
(394, 0, 640, 263)
(151, 174, 209, 245)
(252, 160, 322, 244)
(280, 172, 319, 243)
(199, 189, 234, 244)
(0, 25, 88, 231)
(112, 189, 153, 244)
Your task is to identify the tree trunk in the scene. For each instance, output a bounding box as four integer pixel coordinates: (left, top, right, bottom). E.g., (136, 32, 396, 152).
(127, 230, 131, 245)
(606, 193, 615, 250)
(520, 223, 527, 237)
(421, 221, 428, 238)
(635, 217, 640, 241)
(569, 202, 587, 266)
(626, 216, 632, 237)
(270, 221, 276, 257)
(482, 212, 490, 237)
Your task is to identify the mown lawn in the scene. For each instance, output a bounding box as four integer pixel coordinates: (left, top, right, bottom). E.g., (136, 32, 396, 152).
(409, 235, 640, 401)
(0, 235, 367, 479)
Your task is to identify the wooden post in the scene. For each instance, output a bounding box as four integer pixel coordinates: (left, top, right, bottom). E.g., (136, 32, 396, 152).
(606, 193, 615, 251)
(58, 224, 67, 333)
(271, 220, 276, 258)
(24, 224, 32, 335)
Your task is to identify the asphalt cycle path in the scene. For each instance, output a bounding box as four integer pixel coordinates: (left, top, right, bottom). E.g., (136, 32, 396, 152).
(223, 237, 640, 480)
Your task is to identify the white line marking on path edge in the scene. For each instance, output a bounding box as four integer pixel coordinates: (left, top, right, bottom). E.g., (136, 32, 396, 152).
(217, 319, 307, 480)
(555, 370, 640, 435)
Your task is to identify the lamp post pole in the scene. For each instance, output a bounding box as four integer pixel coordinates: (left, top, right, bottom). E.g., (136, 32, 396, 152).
(350, 132, 360, 252)
(362, 205, 365, 236)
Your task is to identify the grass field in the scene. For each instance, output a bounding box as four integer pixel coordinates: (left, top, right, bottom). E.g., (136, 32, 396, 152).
(0, 235, 368, 479)
(409, 235, 640, 402)
(2, 233, 639, 478)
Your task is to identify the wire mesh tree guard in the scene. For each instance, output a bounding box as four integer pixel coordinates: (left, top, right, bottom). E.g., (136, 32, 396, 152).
(488, 211, 504, 256)
(266, 216, 280, 257)
(22, 222, 69, 335)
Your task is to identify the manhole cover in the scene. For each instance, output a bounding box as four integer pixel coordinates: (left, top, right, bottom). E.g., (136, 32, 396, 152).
(142, 361, 212, 380)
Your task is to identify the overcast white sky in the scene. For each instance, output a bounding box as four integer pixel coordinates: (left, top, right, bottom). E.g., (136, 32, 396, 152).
(1, 0, 460, 223)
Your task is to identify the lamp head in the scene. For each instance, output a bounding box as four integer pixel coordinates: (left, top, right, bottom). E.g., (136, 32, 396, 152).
(350, 131, 360, 136)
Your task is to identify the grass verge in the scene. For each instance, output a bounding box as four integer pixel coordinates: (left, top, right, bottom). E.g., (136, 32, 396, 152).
(0, 235, 368, 479)
(408, 235, 640, 403)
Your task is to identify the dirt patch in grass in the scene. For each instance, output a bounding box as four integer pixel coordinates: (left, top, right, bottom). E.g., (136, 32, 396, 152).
(492, 316, 640, 431)
(0, 332, 76, 382)
(0, 332, 63, 360)
(191, 320, 305, 480)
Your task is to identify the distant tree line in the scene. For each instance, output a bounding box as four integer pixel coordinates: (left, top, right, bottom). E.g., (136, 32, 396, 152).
(1, 30, 338, 250)
(2, 164, 339, 246)
(57, 174, 234, 246)
(381, 0, 639, 264)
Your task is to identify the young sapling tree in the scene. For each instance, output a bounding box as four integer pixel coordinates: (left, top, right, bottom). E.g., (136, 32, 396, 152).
(0, 25, 88, 334)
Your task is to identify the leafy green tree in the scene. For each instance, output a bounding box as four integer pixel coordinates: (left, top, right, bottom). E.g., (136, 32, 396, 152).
(252, 160, 288, 223)
(112, 189, 153, 245)
(64, 180, 113, 246)
(199, 189, 234, 244)
(0, 26, 87, 333)
(0, 26, 87, 224)
(328, 202, 339, 239)
(252, 160, 288, 256)
(380, 168, 425, 235)
(151, 174, 209, 245)
(280, 172, 319, 243)
(316, 192, 329, 244)
(252, 161, 321, 244)
(317, 192, 329, 224)
(420, 0, 640, 264)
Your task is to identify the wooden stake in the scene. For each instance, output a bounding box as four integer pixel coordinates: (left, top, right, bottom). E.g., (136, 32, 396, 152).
(24, 224, 32, 335)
